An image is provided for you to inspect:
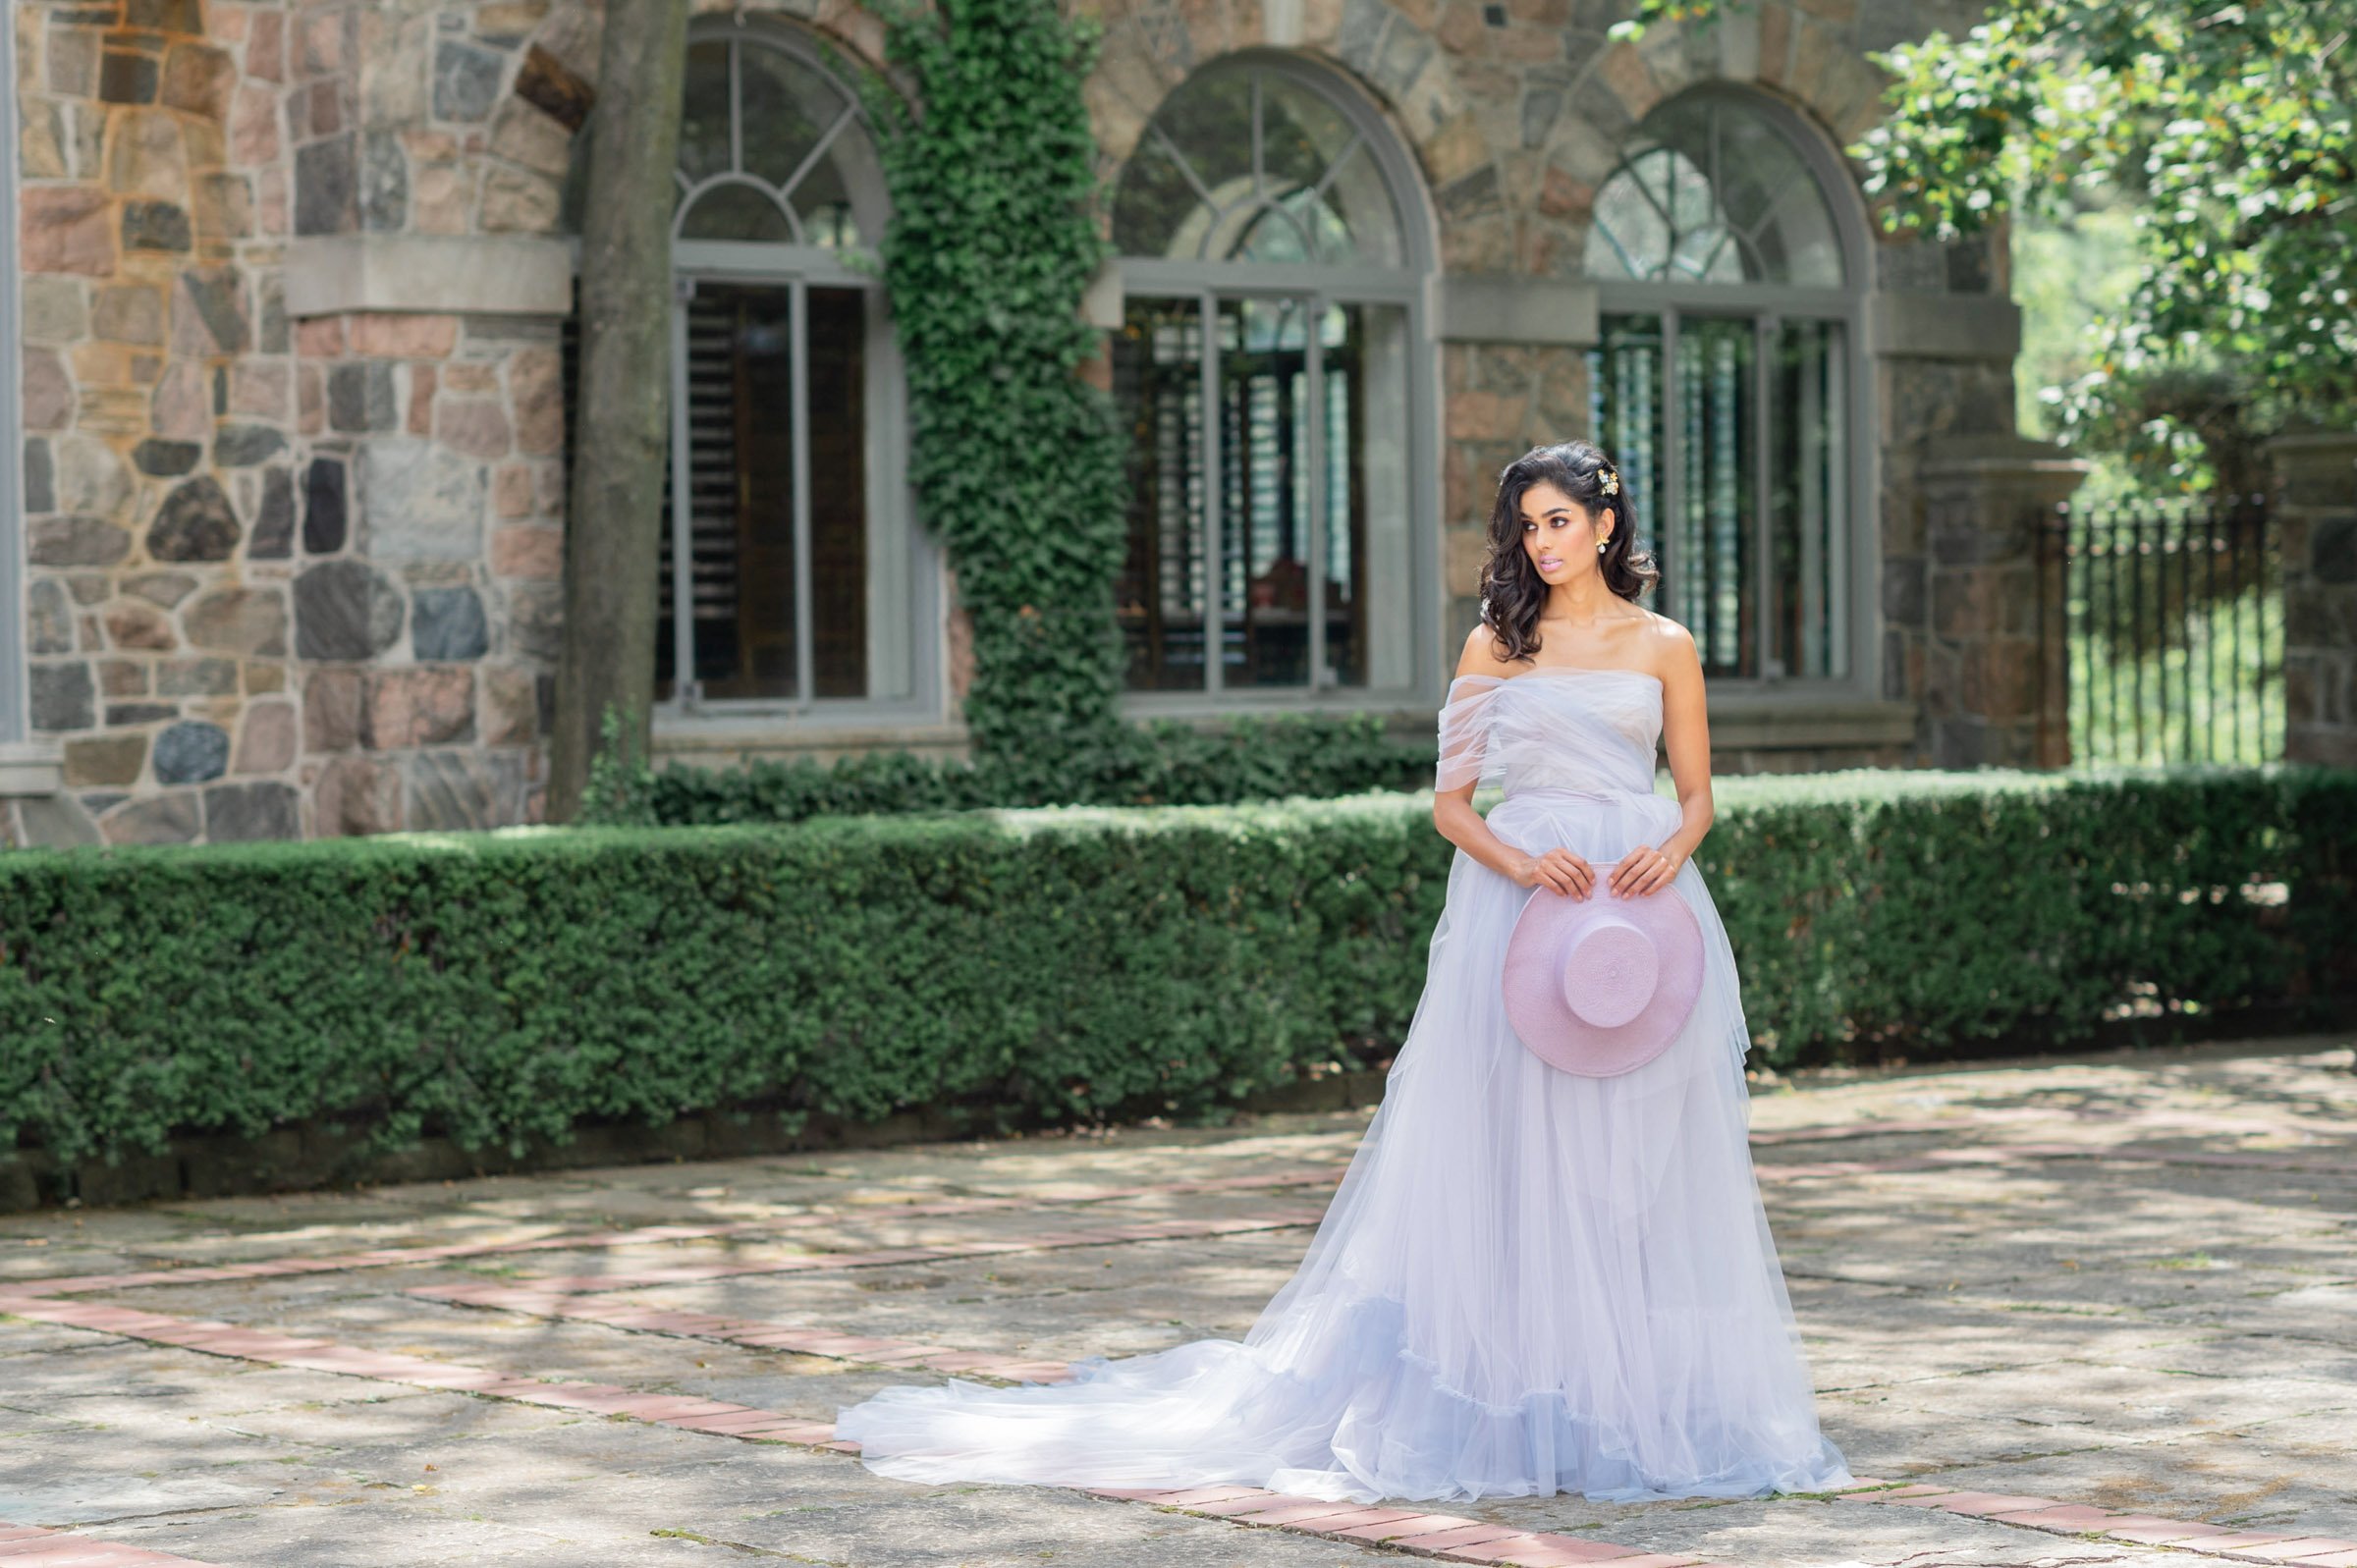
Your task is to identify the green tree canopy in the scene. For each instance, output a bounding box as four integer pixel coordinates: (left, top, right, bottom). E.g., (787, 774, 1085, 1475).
(1622, 0, 2355, 486)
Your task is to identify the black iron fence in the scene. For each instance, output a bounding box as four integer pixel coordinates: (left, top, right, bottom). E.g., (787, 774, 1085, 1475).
(2044, 496, 2284, 767)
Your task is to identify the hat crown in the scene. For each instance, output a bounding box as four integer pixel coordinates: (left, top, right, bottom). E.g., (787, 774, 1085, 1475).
(1499, 856, 1707, 1078)
(1560, 917, 1657, 1029)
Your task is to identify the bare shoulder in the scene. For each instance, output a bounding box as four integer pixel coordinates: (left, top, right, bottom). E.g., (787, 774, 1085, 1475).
(1630, 609, 1701, 682)
(1455, 622, 1520, 680)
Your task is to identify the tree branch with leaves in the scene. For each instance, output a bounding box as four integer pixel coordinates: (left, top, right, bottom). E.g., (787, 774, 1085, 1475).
(1621, 0, 2356, 480)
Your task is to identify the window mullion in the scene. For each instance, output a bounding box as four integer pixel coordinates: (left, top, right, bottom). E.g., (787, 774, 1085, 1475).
(1305, 295, 1326, 689)
(728, 40, 742, 176)
(1830, 321, 1853, 679)
(1250, 73, 1264, 199)
(1754, 313, 1774, 680)
(791, 278, 815, 707)
(1662, 307, 1682, 659)
(1200, 291, 1223, 695)
(669, 276, 700, 705)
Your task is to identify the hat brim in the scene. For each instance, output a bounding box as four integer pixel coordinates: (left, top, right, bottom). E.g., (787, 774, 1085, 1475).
(1501, 867, 1706, 1077)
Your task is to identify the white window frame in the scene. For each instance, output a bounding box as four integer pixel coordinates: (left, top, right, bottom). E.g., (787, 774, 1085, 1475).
(1108, 53, 1443, 719)
(649, 18, 937, 729)
(1587, 87, 1878, 696)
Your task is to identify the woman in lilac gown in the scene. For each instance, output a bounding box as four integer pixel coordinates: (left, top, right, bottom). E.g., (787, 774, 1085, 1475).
(834, 441, 1852, 1504)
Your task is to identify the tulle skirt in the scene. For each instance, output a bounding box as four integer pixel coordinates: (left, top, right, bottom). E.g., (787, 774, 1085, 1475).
(834, 786, 1853, 1503)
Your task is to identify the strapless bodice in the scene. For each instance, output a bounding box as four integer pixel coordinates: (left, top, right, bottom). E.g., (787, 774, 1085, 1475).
(1435, 667, 1663, 799)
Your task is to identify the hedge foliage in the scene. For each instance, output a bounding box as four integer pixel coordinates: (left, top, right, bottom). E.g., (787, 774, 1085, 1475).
(590, 712, 1435, 827)
(2, 766, 2348, 1169)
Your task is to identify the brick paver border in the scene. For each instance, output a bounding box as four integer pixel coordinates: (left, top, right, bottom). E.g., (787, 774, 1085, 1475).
(10, 1285, 2354, 1568)
(0, 1290, 1741, 1568)
(0, 1523, 232, 1567)
(398, 1282, 2357, 1568)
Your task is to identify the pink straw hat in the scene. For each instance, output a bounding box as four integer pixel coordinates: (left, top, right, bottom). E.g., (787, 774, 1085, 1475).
(1501, 860, 1705, 1077)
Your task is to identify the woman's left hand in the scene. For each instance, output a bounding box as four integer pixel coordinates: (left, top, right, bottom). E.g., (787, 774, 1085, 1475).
(1609, 844, 1682, 896)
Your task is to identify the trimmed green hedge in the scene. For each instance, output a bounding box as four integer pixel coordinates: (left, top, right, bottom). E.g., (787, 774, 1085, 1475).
(602, 713, 1436, 826)
(2, 766, 2348, 1169)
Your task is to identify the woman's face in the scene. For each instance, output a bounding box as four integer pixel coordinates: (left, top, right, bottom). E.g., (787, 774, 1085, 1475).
(1517, 480, 1607, 588)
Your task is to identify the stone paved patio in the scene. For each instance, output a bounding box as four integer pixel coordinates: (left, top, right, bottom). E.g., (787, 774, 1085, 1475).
(2, 1035, 2353, 1567)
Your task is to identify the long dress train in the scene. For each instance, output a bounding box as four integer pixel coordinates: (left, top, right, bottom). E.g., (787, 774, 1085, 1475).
(833, 667, 1853, 1503)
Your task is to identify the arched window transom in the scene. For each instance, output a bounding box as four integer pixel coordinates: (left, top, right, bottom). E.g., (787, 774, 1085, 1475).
(673, 36, 876, 248)
(1585, 95, 1845, 289)
(1115, 70, 1407, 271)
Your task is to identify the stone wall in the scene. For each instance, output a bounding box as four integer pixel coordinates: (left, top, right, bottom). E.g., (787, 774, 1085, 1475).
(10, 0, 607, 842)
(2270, 433, 2357, 768)
(10, 0, 2060, 840)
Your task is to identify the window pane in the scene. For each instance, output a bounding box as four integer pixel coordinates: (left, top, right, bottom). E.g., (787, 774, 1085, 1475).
(678, 40, 733, 188)
(1152, 71, 1256, 224)
(1317, 140, 1403, 268)
(679, 183, 795, 243)
(1114, 298, 1209, 691)
(1321, 301, 1412, 689)
(739, 44, 845, 193)
(1219, 297, 1314, 688)
(1234, 202, 1320, 265)
(1260, 73, 1356, 193)
(1587, 313, 1667, 583)
(809, 288, 868, 698)
(1675, 316, 1755, 676)
(1111, 130, 1201, 260)
(669, 282, 797, 700)
(1769, 318, 1848, 677)
(789, 154, 860, 247)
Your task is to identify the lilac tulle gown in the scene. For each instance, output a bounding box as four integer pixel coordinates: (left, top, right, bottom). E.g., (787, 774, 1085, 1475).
(834, 668, 1853, 1503)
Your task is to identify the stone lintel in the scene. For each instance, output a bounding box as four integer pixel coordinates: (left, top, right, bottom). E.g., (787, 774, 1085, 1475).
(0, 741, 64, 798)
(1082, 261, 1124, 331)
(285, 235, 576, 319)
(1702, 696, 1920, 752)
(653, 716, 973, 771)
(1436, 274, 1598, 347)
(1920, 433, 2089, 509)
(2265, 430, 2357, 507)
(1870, 290, 2022, 362)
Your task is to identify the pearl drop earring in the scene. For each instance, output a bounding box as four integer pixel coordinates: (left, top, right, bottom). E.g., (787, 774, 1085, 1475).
(1596, 539, 1608, 554)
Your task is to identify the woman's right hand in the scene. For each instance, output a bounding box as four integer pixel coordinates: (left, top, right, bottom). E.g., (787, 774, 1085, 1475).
(1513, 847, 1595, 899)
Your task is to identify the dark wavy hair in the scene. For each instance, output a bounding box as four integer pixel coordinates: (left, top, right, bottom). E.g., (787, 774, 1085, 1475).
(1476, 440, 1661, 663)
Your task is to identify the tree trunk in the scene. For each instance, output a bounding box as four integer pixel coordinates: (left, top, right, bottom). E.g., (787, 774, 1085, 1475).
(547, 0, 691, 821)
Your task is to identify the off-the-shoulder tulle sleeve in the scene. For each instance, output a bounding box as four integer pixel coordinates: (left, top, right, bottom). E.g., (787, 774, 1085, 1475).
(1435, 675, 1505, 792)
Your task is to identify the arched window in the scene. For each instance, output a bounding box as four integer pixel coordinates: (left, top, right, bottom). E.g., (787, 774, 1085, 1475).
(1110, 59, 1431, 701)
(655, 25, 924, 714)
(1583, 90, 1862, 683)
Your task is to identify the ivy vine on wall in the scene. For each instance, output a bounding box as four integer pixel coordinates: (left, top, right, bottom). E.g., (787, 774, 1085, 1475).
(863, 0, 1129, 790)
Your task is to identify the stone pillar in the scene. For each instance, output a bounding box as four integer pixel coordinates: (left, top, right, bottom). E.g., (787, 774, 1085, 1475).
(2267, 432, 2357, 767)
(1916, 434, 2088, 769)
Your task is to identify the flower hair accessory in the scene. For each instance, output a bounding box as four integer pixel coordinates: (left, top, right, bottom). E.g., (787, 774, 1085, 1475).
(1597, 465, 1620, 498)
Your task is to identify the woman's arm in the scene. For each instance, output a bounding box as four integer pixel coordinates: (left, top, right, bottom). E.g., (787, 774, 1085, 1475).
(1433, 628, 1595, 898)
(1609, 622, 1713, 896)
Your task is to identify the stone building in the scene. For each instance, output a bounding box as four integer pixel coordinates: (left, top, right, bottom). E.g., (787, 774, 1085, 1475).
(2, 0, 2338, 845)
